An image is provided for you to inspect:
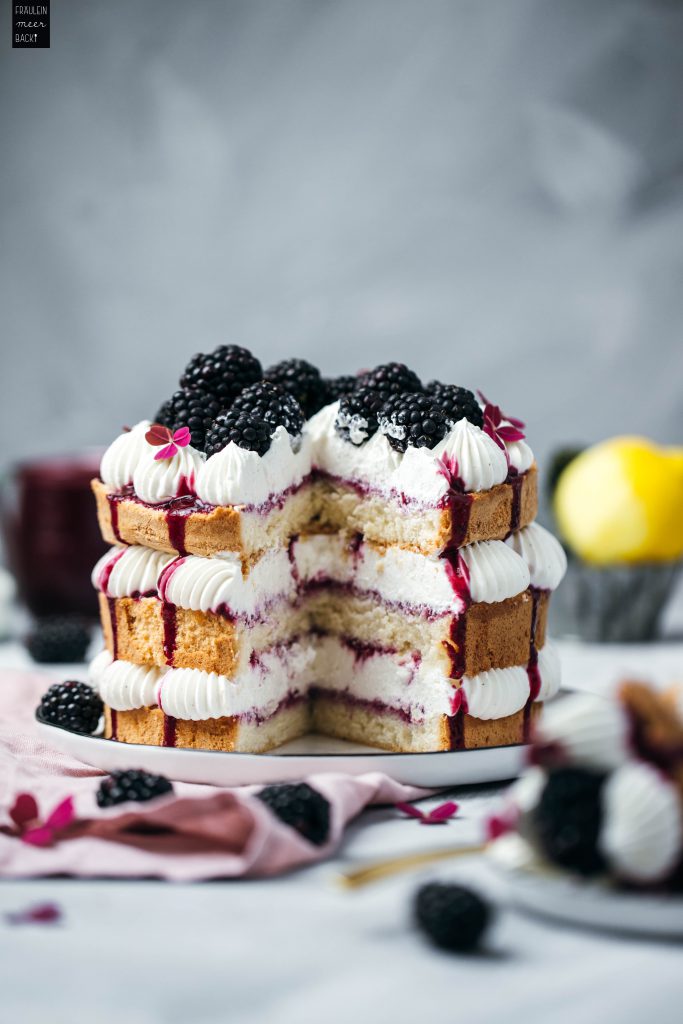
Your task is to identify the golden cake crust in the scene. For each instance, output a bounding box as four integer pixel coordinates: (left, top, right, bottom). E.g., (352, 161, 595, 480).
(92, 477, 314, 557)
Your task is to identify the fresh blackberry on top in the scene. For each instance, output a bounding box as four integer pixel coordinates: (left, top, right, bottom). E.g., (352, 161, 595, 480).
(154, 388, 224, 453)
(205, 409, 272, 458)
(324, 374, 360, 402)
(379, 393, 447, 453)
(26, 617, 91, 664)
(360, 362, 423, 398)
(334, 386, 386, 446)
(231, 381, 305, 438)
(97, 769, 174, 808)
(426, 382, 484, 429)
(257, 782, 331, 846)
(533, 767, 607, 877)
(264, 358, 329, 418)
(180, 345, 262, 405)
(38, 680, 103, 735)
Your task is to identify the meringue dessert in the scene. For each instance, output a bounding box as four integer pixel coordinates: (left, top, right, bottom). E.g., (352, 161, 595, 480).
(503, 681, 683, 888)
(90, 348, 567, 753)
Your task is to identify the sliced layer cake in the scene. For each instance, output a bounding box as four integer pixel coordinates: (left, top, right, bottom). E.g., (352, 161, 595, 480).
(89, 350, 567, 753)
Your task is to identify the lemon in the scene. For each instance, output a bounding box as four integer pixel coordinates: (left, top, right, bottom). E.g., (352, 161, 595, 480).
(553, 437, 683, 564)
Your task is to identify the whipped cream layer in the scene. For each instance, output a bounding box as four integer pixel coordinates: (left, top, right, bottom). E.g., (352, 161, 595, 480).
(100, 422, 310, 509)
(307, 402, 535, 503)
(313, 637, 556, 722)
(93, 544, 297, 619)
(505, 523, 567, 591)
(293, 533, 532, 611)
(90, 642, 313, 719)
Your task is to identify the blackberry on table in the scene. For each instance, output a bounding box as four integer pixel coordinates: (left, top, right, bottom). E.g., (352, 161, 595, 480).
(534, 767, 607, 877)
(360, 362, 423, 398)
(180, 345, 262, 405)
(334, 386, 386, 446)
(379, 393, 448, 453)
(231, 381, 305, 438)
(257, 782, 331, 846)
(153, 388, 224, 453)
(414, 882, 491, 952)
(205, 410, 272, 458)
(426, 382, 484, 429)
(324, 375, 360, 402)
(38, 680, 103, 735)
(264, 359, 329, 418)
(26, 618, 91, 664)
(97, 769, 174, 808)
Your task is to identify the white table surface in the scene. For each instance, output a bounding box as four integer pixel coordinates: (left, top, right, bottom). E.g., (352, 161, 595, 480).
(1, 637, 682, 1024)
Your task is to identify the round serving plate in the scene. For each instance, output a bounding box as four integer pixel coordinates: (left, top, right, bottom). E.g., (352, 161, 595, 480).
(35, 718, 527, 788)
(490, 834, 683, 940)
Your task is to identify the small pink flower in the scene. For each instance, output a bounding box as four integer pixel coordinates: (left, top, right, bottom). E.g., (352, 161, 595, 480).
(8, 793, 75, 847)
(485, 810, 518, 842)
(145, 423, 192, 461)
(396, 800, 459, 825)
(476, 391, 526, 455)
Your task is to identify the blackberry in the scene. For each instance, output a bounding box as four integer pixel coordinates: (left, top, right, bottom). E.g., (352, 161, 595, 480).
(26, 618, 91, 664)
(205, 410, 272, 458)
(257, 782, 330, 846)
(180, 345, 262, 404)
(379, 392, 447, 453)
(334, 386, 386, 446)
(38, 680, 103, 735)
(96, 769, 173, 808)
(360, 362, 423, 398)
(414, 882, 491, 953)
(426, 382, 484, 429)
(264, 359, 328, 418)
(153, 388, 224, 453)
(324, 375, 360, 402)
(231, 381, 305, 437)
(534, 767, 607, 877)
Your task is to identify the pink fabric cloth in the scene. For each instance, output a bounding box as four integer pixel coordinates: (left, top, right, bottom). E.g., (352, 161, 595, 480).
(0, 670, 428, 880)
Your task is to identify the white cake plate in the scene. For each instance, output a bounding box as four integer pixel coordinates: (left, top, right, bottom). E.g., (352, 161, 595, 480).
(490, 834, 683, 940)
(35, 719, 527, 788)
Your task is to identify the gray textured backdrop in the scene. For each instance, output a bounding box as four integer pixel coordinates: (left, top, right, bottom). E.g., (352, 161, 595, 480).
(2, 0, 682, 473)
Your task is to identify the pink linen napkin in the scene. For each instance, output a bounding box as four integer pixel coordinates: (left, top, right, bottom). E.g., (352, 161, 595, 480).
(0, 670, 429, 880)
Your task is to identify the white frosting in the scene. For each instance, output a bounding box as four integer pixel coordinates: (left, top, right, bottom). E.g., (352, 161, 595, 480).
(534, 693, 631, 770)
(157, 641, 313, 720)
(313, 637, 535, 722)
(89, 650, 162, 711)
(432, 418, 509, 493)
(460, 540, 530, 604)
(506, 523, 567, 591)
(132, 442, 204, 504)
(506, 439, 534, 474)
(460, 665, 531, 720)
(91, 545, 175, 597)
(162, 548, 296, 617)
(534, 643, 561, 702)
(100, 421, 151, 489)
(600, 762, 683, 882)
(307, 403, 524, 504)
(195, 426, 311, 508)
(293, 533, 532, 611)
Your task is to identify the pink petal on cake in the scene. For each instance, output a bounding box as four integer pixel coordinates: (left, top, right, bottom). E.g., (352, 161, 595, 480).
(9, 793, 38, 828)
(145, 423, 173, 446)
(154, 443, 178, 461)
(173, 426, 191, 448)
(44, 796, 75, 831)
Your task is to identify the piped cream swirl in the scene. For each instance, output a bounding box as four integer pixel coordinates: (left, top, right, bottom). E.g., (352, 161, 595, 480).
(505, 523, 567, 591)
(100, 421, 151, 489)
